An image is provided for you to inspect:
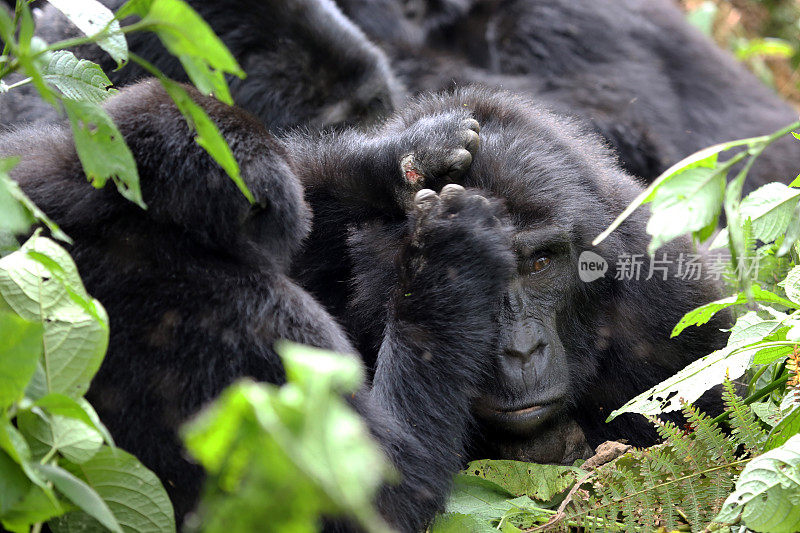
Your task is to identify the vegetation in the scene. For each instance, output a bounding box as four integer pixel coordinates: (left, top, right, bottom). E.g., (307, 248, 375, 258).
(2, 0, 800, 532)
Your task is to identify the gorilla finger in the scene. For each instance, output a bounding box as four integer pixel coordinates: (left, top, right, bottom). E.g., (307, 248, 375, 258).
(465, 118, 480, 134)
(414, 188, 440, 210)
(445, 148, 473, 179)
(463, 129, 480, 155)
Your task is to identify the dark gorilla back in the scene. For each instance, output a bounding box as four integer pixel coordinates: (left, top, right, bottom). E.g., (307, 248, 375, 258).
(337, 0, 800, 190)
(1, 0, 402, 130)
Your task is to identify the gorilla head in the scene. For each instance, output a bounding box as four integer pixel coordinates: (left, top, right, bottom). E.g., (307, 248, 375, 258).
(300, 87, 730, 461)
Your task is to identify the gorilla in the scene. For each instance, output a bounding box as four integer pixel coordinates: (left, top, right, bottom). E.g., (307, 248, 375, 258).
(286, 86, 730, 459)
(3, 80, 510, 530)
(336, 0, 800, 190)
(1, 0, 401, 130)
(5, 77, 730, 527)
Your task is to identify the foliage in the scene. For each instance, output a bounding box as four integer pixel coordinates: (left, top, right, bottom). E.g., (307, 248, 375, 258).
(0, 233, 175, 533)
(0, 0, 250, 209)
(0, 0, 256, 530)
(182, 343, 393, 533)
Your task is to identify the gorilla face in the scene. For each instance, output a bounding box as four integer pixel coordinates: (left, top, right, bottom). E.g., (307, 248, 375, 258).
(474, 230, 573, 435)
(408, 88, 729, 452)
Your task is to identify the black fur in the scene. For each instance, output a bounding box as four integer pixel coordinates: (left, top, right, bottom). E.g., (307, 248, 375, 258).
(1, 0, 402, 130)
(4, 81, 517, 532)
(287, 87, 730, 459)
(337, 0, 800, 190)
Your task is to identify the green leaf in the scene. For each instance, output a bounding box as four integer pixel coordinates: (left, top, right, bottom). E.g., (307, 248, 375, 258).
(443, 475, 515, 522)
(52, 447, 176, 533)
(594, 137, 755, 246)
(608, 343, 756, 420)
(779, 266, 800, 305)
(671, 286, 795, 337)
(0, 449, 31, 515)
(430, 512, 499, 533)
(0, 160, 70, 242)
(752, 344, 794, 365)
(0, 235, 109, 398)
(715, 434, 800, 532)
(44, 50, 118, 103)
(1, 485, 66, 532)
(728, 312, 782, 346)
(47, 0, 127, 66)
(278, 341, 364, 393)
(777, 200, 800, 256)
(646, 159, 726, 253)
(183, 344, 391, 533)
(716, 183, 800, 246)
(465, 459, 582, 503)
(766, 404, 800, 452)
(118, 0, 244, 103)
(34, 394, 114, 447)
(158, 79, 251, 203)
(63, 99, 145, 208)
(37, 463, 122, 533)
(0, 310, 43, 408)
(17, 411, 102, 464)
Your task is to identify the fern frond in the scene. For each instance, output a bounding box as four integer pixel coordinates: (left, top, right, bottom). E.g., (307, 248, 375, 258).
(722, 379, 767, 453)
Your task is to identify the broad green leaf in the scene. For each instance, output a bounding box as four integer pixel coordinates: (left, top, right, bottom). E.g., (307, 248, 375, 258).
(0, 450, 31, 515)
(465, 459, 582, 503)
(0, 176, 34, 236)
(1, 485, 66, 532)
(18, 411, 102, 464)
(34, 394, 114, 446)
(158, 79, 251, 203)
(53, 447, 175, 533)
(646, 160, 726, 253)
(0, 160, 70, 242)
(728, 312, 782, 346)
(752, 344, 794, 365)
(37, 463, 122, 533)
(44, 50, 118, 103)
(779, 266, 800, 305)
(0, 236, 109, 398)
(608, 343, 755, 419)
(594, 138, 755, 246)
(118, 0, 244, 103)
(0, 420, 53, 499)
(766, 404, 800, 451)
(442, 475, 515, 522)
(63, 99, 145, 208)
(777, 200, 800, 256)
(715, 183, 800, 246)
(184, 344, 391, 533)
(671, 286, 795, 337)
(279, 340, 363, 392)
(715, 434, 800, 532)
(430, 512, 499, 533)
(0, 310, 43, 407)
(47, 0, 127, 66)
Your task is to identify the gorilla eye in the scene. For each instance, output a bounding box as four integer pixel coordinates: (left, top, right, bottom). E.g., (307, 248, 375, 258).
(531, 256, 551, 273)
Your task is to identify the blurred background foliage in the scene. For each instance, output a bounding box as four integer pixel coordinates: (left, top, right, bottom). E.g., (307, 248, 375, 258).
(681, 0, 800, 106)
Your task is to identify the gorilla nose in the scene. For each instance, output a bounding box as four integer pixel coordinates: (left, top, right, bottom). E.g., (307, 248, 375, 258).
(503, 328, 545, 364)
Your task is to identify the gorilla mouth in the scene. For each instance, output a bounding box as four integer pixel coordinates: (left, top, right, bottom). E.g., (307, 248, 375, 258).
(473, 399, 564, 435)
